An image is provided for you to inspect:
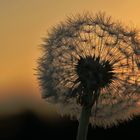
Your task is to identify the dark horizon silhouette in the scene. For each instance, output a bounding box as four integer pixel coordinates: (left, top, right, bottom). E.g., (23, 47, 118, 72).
(0, 110, 140, 140)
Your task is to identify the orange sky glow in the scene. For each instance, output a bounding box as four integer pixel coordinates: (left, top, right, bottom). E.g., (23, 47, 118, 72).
(1, 0, 140, 118)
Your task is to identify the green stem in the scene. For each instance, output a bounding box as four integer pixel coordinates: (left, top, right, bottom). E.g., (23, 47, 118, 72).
(76, 105, 92, 140)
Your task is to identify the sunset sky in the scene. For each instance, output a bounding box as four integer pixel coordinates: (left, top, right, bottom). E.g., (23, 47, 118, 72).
(1, 0, 140, 118)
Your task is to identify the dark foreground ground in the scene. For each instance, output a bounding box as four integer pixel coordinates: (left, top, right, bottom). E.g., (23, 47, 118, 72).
(0, 110, 140, 140)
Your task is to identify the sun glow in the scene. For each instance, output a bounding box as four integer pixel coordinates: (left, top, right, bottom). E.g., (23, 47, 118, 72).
(1, 0, 140, 117)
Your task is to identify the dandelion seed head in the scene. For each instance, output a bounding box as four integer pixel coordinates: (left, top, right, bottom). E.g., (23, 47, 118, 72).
(76, 56, 114, 92)
(37, 12, 140, 127)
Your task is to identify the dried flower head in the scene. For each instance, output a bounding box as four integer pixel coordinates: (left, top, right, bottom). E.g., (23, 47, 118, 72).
(37, 12, 140, 127)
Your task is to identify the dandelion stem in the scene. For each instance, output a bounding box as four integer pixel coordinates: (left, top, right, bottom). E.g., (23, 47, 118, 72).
(76, 104, 92, 140)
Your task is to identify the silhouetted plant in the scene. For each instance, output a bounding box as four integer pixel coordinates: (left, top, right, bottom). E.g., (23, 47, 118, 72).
(37, 12, 140, 140)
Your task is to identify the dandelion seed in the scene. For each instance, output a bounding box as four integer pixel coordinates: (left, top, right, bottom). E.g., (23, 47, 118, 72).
(37, 12, 140, 140)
